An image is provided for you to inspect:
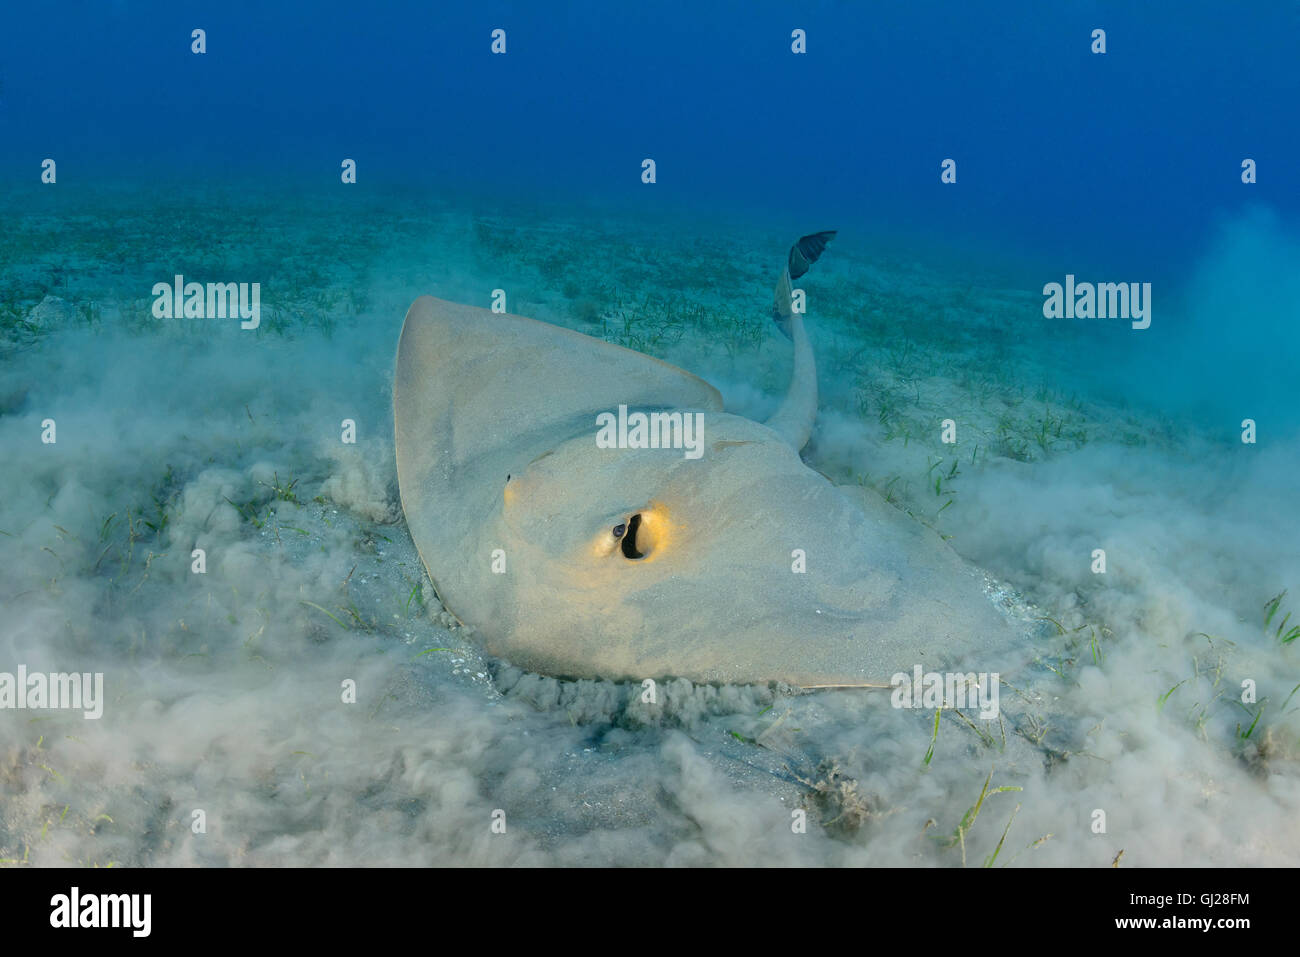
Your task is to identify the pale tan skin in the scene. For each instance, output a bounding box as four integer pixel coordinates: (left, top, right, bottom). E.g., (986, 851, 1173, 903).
(393, 242, 1019, 686)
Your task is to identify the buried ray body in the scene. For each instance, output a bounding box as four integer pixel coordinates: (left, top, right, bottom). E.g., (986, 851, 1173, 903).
(393, 233, 1020, 687)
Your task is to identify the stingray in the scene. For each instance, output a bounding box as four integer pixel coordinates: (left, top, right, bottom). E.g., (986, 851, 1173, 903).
(393, 232, 1019, 688)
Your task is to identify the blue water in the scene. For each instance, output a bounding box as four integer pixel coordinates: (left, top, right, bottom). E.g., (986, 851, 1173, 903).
(3, 1, 1297, 274)
(2, 2, 1299, 869)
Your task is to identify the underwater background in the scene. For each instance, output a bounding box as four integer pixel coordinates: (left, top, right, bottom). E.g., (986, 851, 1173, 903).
(1, 1, 1298, 865)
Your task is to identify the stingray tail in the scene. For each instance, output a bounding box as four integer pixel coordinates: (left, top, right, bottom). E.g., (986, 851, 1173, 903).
(764, 230, 836, 452)
(772, 230, 837, 339)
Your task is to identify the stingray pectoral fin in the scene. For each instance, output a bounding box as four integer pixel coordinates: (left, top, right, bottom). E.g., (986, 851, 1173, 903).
(395, 295, 725, 477)
(394, 295, 727, 638)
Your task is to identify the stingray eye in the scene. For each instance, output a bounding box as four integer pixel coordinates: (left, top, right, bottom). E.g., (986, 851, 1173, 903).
(612, 523, 627, 539)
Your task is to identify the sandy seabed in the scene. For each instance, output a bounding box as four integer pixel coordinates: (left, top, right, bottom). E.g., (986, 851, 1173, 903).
(1, 185, 1297, 866)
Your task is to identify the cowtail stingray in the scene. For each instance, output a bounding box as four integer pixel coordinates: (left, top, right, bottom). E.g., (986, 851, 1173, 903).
(394, 233, 1018, 687)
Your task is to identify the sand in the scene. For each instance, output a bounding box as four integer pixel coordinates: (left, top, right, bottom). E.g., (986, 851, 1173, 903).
(1, 183, 1297, 866)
